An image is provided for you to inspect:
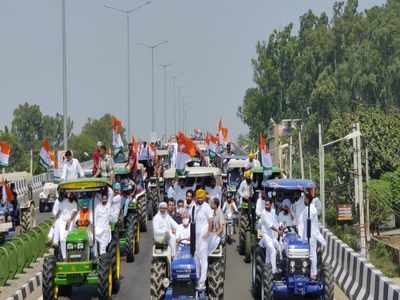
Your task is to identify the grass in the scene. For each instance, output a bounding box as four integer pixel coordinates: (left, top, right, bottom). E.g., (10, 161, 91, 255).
(368, 242, 400, 278)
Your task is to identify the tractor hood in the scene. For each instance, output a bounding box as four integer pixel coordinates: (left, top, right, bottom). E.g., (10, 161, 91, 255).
(283, 232, 309, 259)
(66, 227, 89, 243)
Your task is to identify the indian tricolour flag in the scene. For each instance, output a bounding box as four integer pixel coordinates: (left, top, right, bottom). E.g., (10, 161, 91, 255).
(205, 132, 219, 158)
(259, 133, 272, 176)
(218, 119, 228, 147)
(112, 116, 124, 150)
(176, 132, 196, 173)
(0, 142, 10, 167)
(40, 138, 54, 169)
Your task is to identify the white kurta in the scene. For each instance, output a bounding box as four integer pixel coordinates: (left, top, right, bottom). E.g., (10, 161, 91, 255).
(94, 199, 112, 255)
(206, 186, 222, 202)
(153, 212, 178, 257)
(176, 224, 191, 243)
(110, 194, 122, 224)
(61, 159, 84, 181)
(301, 203, 326, 277)
(259, 209, 279, 273)
(174, 184, 188, 202)
(194, 202, 213, 288)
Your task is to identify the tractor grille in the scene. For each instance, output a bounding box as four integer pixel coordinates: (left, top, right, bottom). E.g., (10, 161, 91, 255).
(67, 250, 87, 262)
(172, 281, 196, 297)
(287, 248, 309, 259)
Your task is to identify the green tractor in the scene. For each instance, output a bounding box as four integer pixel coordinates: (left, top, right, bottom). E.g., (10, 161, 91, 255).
(239, 165, 282, 263)
(42, 178, 121, 300)
(113, 166, 141, 262)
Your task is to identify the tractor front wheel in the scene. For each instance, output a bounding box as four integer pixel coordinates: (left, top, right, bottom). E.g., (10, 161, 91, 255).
(138, 196, 148, 232)
(244, 230, 252, 263)
(252, 246, 266, 300)
(207, 257, 224, 300)
(238, 212, 249, 255)
(150, 258, 167, 300)
(126, 214, 136, 263)
(261, 263, 273, 300)
(97, 254, 112, 300)
(320, 260, 334, 300)
(42, 255, 57, 300)
(109, 233, 120, 294)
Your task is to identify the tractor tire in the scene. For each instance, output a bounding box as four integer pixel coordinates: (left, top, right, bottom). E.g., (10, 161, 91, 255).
(244, 231, 252, 263)
(252, 246, 266, 300)
(39, 201, 45, 213)
(21, 205, 35, 232)
(58, 286, 72, 297)
(150, 258, 167, 300)
(134, 224, 140, 255)
(238, 212, 249, 255)
(207, 257, 224, 300)
(109, 234, 120, 294)
(147, 194, 154, 221)
(320, 260, 334, 300)
(261, 263, 274, 300)
(97, 253, 112, 300)
(138, 196, 148, 232)
(42, 255, 57, 300)
(126, 213, 136, 263)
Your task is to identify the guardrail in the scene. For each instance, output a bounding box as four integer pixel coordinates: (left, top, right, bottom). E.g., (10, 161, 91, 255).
(0, 220, 52, 287)
(323, 228, 400, 300)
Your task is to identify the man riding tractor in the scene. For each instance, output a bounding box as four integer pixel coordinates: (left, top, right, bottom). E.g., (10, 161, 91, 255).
(251, 179, 333, 300)
(43, 178, 121, 300)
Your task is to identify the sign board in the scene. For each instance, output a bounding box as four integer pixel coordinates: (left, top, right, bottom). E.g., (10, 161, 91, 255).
(337, 204, 353, 221)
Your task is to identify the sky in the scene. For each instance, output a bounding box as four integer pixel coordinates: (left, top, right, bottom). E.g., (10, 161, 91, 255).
(0, 0, 386, 140)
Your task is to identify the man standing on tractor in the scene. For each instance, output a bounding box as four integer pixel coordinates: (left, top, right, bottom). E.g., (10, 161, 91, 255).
(184, 189, 195, 217)
(193, 189, 213, 290)
(126, 142, 138, 178)
(153, 202, 178, 258)
(94, 187, 113, 256)
(110, 183, 122, 224)
(176, 212, 191, 244)
(61, 150, 84, 181)
(245, 152, 260, 170)
(302, 189, 326, 280)
(174, 178, 188, 204)
(94, 145, 113, 178)
(92, 141, 103, 176)
(238, 170, 253, 209)
(259, 198, 282, 277)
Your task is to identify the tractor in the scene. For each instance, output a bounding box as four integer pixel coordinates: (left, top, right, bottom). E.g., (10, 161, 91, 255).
(42, 178, 121, 300)
(251, 179, 334, 300)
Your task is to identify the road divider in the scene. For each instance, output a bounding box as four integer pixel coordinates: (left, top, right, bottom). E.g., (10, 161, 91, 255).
(323, 228, 400, 300)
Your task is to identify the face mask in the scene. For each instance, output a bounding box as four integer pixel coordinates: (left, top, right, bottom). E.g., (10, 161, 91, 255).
(182, 218, 190, 226)
(197, 201, 203, 206)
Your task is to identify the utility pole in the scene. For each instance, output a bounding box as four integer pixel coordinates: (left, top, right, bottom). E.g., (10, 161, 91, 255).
(356, 122, 367, 257)
(62, 0, 68, 150)
(172, 76, 177, 134)
(105, 1, 152, 138)
(365, 147, 371, 251)
(160, 64, 172, 140)
(318, 124, 326, 226)
(299, 126, 305, 179)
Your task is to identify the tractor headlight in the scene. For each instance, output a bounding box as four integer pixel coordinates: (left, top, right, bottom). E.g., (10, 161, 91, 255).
(290, 260, 296, 268)
(77, 242, 85, 250)
(66, 243, 74, 250)
(302, 267, 307, 274)
(302, 260, 308, 267)
(162, 278, 170, 288)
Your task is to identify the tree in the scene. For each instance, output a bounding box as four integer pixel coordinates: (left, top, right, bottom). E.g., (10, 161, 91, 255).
(42, 113, 73, 149)
(368, 179, 393, 235)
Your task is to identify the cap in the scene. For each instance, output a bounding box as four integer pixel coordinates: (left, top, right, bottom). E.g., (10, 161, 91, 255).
(97, 141, 103, 147)
(113, 183, 121, 191)
(159, 202, 168, 209)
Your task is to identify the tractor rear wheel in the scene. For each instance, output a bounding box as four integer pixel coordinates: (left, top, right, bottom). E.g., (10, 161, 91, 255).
(150, 258, 167, 300)
(126, 213, 136, 263)
(97, 254, 112, 300)
(320, 260, 334, 300)
(42, 255, 57, 300)
(138, 196, 148, 232)
(147, 193, 154, 221)
(261, 263, 273, 300)
(21, 205, 35, 232)
(244, 230, 252, 263)
(207, 257, 224, 300)
(252, 246, 266, 300)
(238, 212, 249, 255)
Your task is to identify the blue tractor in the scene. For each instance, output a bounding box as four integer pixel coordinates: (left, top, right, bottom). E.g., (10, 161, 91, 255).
(251, 179, 334, 300)
(150, 216, 225, 299)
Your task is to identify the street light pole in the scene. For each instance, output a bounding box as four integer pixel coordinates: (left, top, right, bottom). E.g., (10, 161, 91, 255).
(138, 40, 168, 134)
(105, 1, 151, 138)
(356, 123, 367, 257)
(160, 64, 172, 140)
(319, 124, 325, 226)
(172, 76, 177, 134)
(62, 0, 68, 150)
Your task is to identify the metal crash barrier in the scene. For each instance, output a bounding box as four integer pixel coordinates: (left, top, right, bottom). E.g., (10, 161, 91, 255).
(322, 228, 400, 300)
(0, 220, 52, 287)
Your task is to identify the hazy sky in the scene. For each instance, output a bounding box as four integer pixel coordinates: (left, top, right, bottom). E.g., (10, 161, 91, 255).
(0, 0, 385, 140)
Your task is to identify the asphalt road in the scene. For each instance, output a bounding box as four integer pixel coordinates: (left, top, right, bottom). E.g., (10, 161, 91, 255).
(26, 217, 349, 300)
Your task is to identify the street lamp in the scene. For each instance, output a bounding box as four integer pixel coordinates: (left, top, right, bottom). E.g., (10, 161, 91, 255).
(61, 0, 68, 150)
(182, 97, 190, 134)
(138, 40, 168, 134)
(104, 1, 151, 138)
(160, 64, 172, 141)
(318, 123, 365, 256)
